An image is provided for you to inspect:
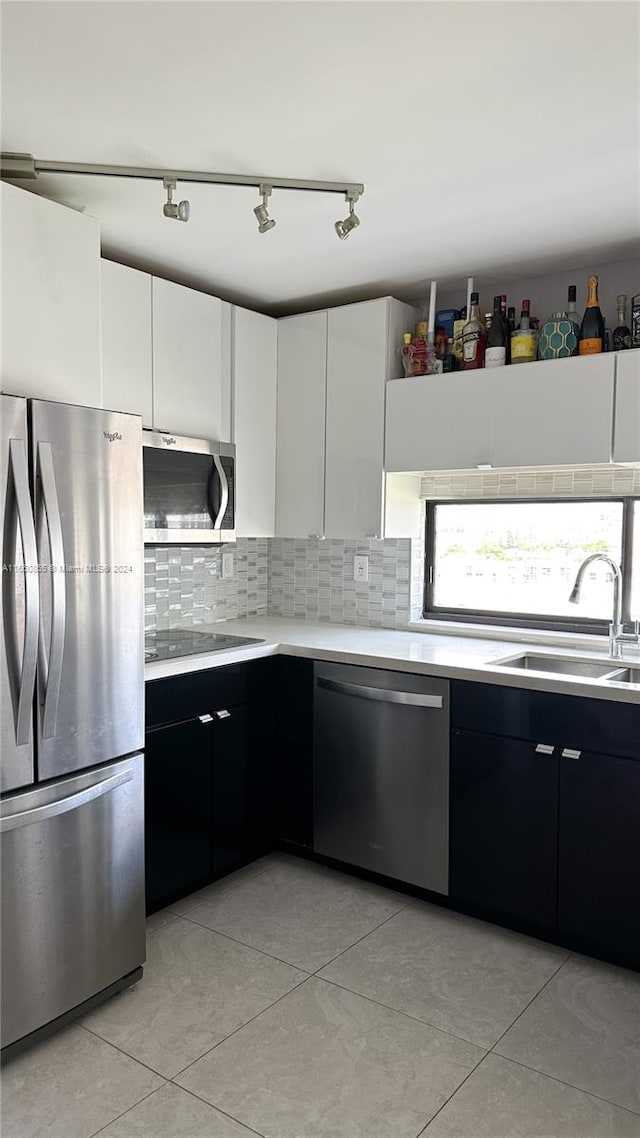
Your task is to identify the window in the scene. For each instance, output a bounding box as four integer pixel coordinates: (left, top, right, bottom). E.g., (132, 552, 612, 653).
(424, 498, 638, 631)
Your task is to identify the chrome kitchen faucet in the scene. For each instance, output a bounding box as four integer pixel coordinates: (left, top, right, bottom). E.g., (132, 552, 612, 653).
(569, 554, 639, 659)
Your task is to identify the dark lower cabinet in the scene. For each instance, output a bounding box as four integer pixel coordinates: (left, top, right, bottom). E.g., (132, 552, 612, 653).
(211, 705, 248, 877)
(450, 729, 558, 928)
(145, 716, 213, 912)
(558, 749, 640, 968)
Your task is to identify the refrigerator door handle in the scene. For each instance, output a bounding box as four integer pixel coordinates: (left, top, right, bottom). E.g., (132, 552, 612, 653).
(0, 766, 134, 833)
(36, 441, 66, 739)
(3, 440, 40, 745)
(212, 453, 229, 531)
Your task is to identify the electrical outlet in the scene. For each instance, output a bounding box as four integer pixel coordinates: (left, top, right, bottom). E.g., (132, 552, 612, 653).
(222, 553, 234, 579)
(354, 555, 369, 582)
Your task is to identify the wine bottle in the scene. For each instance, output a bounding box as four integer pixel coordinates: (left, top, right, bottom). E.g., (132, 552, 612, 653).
(579, 275, 605, 355)
(511, 299, 537, 365)
(612, 295, 632, 351)
(566, 285, 580, 332)
(485, 294, 507, 367)
(462, 292, 486, 370)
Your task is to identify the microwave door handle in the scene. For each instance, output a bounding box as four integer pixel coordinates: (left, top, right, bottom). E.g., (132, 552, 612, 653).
(211, 454, 229, 531)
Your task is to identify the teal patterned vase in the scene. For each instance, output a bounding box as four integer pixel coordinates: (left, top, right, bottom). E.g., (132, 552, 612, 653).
(538, 311, 579, 360)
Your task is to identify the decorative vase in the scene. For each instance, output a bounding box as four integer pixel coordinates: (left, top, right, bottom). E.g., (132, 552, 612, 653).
(538, 311, 579, 360)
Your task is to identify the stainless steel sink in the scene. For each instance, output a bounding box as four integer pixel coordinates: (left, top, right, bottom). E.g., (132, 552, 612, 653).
(494, 653, 626, 680)
(606, 667, 640, 684)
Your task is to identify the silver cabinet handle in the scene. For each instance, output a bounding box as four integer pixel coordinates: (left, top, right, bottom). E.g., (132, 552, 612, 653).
(216, 709, 231, 719)
(199, 714, 213, 724)
(212, 454, 229, 531)
(535, 743, 555, 755)
(3, 439, 39, 745)
(562, 748, 582, 760)
(0, 767, 133, 833)
(318, 675, 444, 709)
(36, 442, 66, 739)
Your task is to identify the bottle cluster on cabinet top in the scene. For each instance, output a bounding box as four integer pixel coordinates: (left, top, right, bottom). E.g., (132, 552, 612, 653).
(400, 278, 640, 377)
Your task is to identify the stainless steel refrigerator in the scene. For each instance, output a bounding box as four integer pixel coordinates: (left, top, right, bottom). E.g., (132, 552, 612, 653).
(1, 395, 145, 1056)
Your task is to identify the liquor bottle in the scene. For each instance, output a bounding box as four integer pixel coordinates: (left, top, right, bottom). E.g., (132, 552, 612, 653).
(501, 296, 511, 363)
(579, 275, 605, 355)
(462, 292, 486, 370)
(484, 311, 493, 332)
(411, 322, 429, 375)
(566, 285, 580, 332)
(452, 306, 467, 370)
(507, 306, 516, 336)
(511, 299, 538, 364)
(485, 294, 508, 368)
(632, 294, 640, 348)
(612, 295, 632, 351)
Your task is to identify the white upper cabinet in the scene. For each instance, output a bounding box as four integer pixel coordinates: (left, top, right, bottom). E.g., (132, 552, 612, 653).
(152, 278, 231, 441)
(386, 352, 618, 472)
(276, 311, 328, 538)
(612, 349, 640, 464)
(489, 353, 615, 467)
(232, 306, 278, 537)
(101, 261, 153, 426)
(386, 373, 492, 472)
(1, 182, 101, 406)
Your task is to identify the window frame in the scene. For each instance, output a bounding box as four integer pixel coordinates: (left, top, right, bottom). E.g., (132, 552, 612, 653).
(423, 496, 637, 635)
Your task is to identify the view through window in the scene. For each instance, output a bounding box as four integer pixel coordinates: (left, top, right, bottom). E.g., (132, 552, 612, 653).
(427, 499, 637, 625)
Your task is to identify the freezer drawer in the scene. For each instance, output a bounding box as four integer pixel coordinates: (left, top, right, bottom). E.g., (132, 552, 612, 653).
(314, 662, 449, 894)
(1, 753, 145, 1049)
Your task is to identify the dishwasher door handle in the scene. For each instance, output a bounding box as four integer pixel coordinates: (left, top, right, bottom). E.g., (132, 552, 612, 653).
(317, 675, 444, 709)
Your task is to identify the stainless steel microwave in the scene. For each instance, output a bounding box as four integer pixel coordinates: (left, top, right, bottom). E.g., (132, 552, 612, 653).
(143, 430, 235, 544)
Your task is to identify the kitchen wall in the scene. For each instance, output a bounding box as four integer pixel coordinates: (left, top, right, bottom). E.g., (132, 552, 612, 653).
(144, 539, 269, 632)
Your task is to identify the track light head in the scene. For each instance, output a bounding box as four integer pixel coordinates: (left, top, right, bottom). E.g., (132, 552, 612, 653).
(335, 193, 360, 240)
(163, 178, 190, 222)
(254, 184, 276, 233)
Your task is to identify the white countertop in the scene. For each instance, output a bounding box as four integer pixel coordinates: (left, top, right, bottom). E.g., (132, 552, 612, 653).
(145, 616, 640, 705)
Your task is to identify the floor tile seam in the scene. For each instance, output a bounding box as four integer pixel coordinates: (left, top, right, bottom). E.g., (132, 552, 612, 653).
(415, 1049, 493, 1137)
(313, 974, 490, 1054)
(169, 972, 313, 1081)
(86, 1081, 169, 1138)
(306, 900, 418, 977)
(489, 1049, 640, 1118)
(78, 1023, 170, 1083)
(168, 909, 314, 974)
(160, 1083, 268, 1138)
(486, 951, 572, 1058)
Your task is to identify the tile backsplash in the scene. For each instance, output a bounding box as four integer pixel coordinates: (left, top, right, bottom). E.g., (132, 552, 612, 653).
(144, 539, 269, 632)
(420, 465, 640, 500)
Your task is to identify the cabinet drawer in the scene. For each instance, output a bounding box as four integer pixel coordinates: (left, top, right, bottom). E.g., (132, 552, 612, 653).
(451, 680, 640, 760)
(146, 664, 247, 729)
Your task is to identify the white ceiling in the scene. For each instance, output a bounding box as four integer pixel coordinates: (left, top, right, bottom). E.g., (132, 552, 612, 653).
(2, 1, 639, 315)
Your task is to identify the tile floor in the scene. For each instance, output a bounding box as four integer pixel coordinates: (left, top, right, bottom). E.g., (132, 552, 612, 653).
(3, 853, 640, 1138)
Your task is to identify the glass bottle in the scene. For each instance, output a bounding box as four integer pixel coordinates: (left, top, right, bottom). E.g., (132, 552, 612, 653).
(612, 295, 632, 351)
(485, 294, 508, 368)
(566, 285, 581, 333)
(462, 292, 486, 370)
(511, 299, 538, 364)
(401, 332, 414, 376)
(579, 275, 605, 355)
(501, 296, 511, 364)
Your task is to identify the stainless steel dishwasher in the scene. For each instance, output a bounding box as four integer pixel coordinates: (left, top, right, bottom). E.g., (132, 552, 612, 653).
(314, 661, 449, 894)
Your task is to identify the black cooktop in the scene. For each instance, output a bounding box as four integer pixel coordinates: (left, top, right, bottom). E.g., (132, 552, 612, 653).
(145, 628, 264, 662)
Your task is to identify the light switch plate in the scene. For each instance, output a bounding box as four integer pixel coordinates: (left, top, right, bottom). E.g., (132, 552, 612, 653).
(354, 555, 369, 582)
(222, 552, 234, 579)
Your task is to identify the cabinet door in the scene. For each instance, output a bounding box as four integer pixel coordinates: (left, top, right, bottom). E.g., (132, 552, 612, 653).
(275, 656, 314, 849)
(152, 278, 229, 440)
(325, 300, 388, 538)
(276, 311, 327, 537)
(144, 717, 212, 913)
(450, 729, 558, 926)
(612, 348, 640, 463)
(385, 374, 492, 472)
(233, 307, 277, 536)
(1, 182, 101, 406)
(211, 704, 250, 876)
(101, 261, 153, 425)
(558, 748, 640, 967)
(489, 354, 615, 467)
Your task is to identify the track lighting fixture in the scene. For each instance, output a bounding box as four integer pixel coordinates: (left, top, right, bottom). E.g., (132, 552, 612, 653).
(1, 153, 365, 240)
(253, 183, 275, 233)
(335, 193, 360, 240)
(163, 178, 190, 222)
